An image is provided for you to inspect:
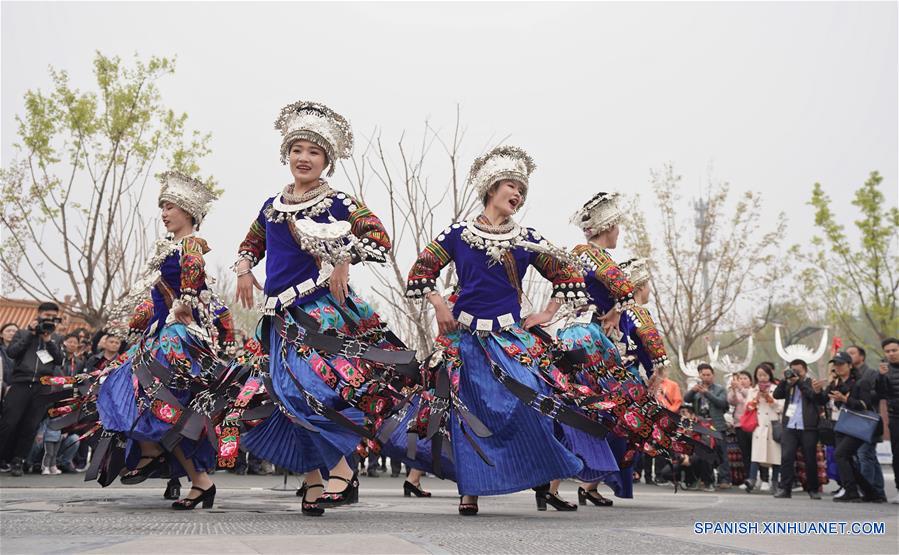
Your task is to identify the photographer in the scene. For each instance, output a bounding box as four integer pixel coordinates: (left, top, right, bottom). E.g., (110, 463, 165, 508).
(684, 363, 731, 488)
(773, 358, 825, 499)
(0, 302, 64, 476)
(876, 337, 899, 504)
(826, 352, 880, 502)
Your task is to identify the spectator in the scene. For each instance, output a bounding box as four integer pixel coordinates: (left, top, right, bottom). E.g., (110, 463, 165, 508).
(744, 363, 782, 493)
(83, 334, 122, 373)
(773, 358, 824, 499)
(825, 351, 880, 502)
(684, 363, 731, 488)
(728, 370, 755, 490)
(59, 333, 85, 377)
(673, 406, 717, 491)
(643, 365, 682, 485)
(876, 337, 899, 504)
(1, 322, 19, 399)
(847, 345, 887, 502)
(0, 302, 64, 477)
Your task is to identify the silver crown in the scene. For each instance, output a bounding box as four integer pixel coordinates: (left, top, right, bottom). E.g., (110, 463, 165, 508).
(570, 192, 622, 237)
(275, 101, 353, 176)
(157, 171, 216, 225)
(619, 257, 651, 287)
(467, 145, 536, 205)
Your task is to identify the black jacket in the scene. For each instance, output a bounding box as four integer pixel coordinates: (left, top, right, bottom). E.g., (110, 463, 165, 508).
(6, 328, 63, 387)
(773, 376, 822, 430)
(877, 362, 899, 416)
(821, 370, 883, 438)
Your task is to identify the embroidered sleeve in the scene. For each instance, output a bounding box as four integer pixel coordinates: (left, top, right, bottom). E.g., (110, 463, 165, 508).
(406, 225, 455, 298)
(237, 203, 268, 267)
(346, 198, 391, 264)
(127, 298, 155, 336)
(526, 229, 588, 307)
(624, 305, 669, 376)
(572, 244, 635, 310)
(179, 237, 208, 305)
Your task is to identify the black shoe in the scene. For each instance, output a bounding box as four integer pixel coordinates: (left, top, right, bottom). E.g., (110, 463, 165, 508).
(773, 488, 792, 499)
(301, 483, 325, 517)
(0, 461, 10, 473)
(833, 491, 862, 503)
(163, 479, 181, 500)
(645, 477, 657, 485)
(9, 462, 23, 477)
(403, 480, 432, 498)
(390, 471, 400, 478)
(459, 496, 478, 516)
(535, 485, 577, 511)
(171, 484, 216, 510)
(121, 454, 166, 485)
(366, 467, 380, 478)
(296, 481, 307, 497)
(577, 486, 613, 507)
(318, 473, 359, 507)
(808, 491, 821, 500)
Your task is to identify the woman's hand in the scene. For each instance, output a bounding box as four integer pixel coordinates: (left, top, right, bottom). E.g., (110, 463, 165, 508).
(523, 309, 554, 330)
(236, 260, 263, 310)
(173, 301, 193, 326)
(329, 262, 350, 305)
(600, 308, 621, 335)
(434, 303, 458, 336)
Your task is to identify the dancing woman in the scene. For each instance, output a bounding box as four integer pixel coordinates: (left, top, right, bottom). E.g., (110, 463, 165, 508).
(233, 101, 415, 516)
(96, 171, 231, 510)
(402, 145, 616, 515)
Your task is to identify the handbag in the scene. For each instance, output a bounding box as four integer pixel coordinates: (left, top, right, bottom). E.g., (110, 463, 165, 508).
(739, 407, 758, 432)
(771, 421, 783, 443)
(834, 407, 880, 443)
(818, 409, 835, 446)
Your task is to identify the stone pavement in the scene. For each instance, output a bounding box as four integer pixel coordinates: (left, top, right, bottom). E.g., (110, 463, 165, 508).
(1, 472, 897, 554)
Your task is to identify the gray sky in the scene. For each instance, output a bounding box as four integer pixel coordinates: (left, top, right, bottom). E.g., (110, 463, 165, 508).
(2, 1, 897, 310)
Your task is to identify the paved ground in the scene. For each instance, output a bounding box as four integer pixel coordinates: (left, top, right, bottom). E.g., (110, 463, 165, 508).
(1, 472, 897, 554)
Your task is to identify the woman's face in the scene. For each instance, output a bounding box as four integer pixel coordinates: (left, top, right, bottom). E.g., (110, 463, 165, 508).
(161, 202, 193, 235)
(486, 180, 524, 218)
(737, 374, 752, 388)
(289, 140, 327, 186)
(755, 368, 770, 384)
(1, 325, 18, 343)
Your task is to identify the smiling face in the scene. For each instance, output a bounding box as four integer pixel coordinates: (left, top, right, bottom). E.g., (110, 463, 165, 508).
(485, 179, 525, 218)
(161, 202, 194, 236)
(288, 140, 328, 187)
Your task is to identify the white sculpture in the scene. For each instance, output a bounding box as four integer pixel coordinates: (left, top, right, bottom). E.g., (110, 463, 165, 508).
(774, 324, 829, 365)
(708, 336, 754, 377)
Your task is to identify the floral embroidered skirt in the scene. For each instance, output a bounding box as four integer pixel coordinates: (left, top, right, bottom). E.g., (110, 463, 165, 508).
(97, 323, 217, 479)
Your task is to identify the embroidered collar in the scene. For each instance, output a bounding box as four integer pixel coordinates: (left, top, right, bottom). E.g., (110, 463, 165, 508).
(266, 186, 334, 222)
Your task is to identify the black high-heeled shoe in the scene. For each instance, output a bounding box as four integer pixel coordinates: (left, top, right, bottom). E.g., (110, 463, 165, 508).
(301, 482, 325, 517)
(577, 486, 613, 507)
(121, 454, 166, 485)
(318, 473, 359, 507)
(403, 480, 432, 498)
(163, 478, 181, 500)
(458, 496, 478, 516)
(171, 484, 216, 510)
(534, 484, 577, 511)
(296, 481, 307, 497)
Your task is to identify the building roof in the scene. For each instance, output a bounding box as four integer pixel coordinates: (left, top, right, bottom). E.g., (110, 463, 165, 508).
(0, 297, 91, 334)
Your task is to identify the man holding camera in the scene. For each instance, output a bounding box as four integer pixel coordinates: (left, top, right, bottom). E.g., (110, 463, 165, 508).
(683, 364, 731, 489)
(0, 302, 64, 477)
(773, 358, 825, 499)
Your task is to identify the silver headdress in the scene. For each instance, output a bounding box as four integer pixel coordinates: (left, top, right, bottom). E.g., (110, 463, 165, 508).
(157, 171, 216, 226)
(274, 100, 354, 176)
(570, 192, 622, 238)
(619, 257, 651, 288)
(467, 145, 536, 205)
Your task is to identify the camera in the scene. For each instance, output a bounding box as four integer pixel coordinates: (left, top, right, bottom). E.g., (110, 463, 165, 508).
(783, 368, 796, 380)
(36, 317, 60, 335)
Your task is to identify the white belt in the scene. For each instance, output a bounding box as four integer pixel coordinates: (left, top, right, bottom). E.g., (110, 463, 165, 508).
(457, 311, 516, 332)
(263, 277, 325, 315)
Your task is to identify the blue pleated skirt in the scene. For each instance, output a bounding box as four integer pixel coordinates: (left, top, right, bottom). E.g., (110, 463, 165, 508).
(96, 323, 216, 478)
(241, 291, 384, 475)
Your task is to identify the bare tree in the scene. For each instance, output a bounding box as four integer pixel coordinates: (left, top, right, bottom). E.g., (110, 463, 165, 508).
(624, 163, 788, 363)
(342, 107, 481, 354)
(0, 53, 215, 327)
